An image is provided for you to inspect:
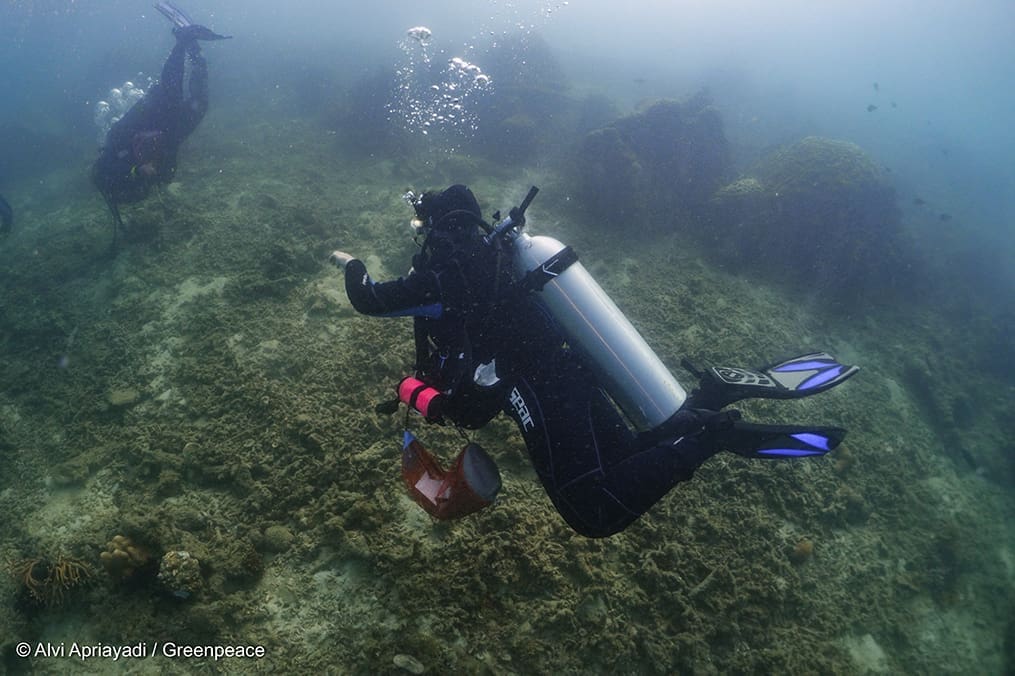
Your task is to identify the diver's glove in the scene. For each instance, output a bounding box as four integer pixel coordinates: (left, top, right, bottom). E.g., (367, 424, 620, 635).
(329, 250, 355, 270)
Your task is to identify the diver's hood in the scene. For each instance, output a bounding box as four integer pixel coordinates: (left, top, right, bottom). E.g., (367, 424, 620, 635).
(415, 184, 482, 232)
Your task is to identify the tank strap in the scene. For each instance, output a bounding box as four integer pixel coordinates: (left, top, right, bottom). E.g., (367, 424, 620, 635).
(520, 245, 579, 292)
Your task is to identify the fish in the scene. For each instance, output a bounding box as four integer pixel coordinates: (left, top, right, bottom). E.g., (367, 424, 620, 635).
(912, 197, 926, 206)
(873, 82, 879, 92)
(939, 213, 952, 222)
(0, 194, 12, 234)
(867, 104, 878, 112)
(891, 101, 897, 108)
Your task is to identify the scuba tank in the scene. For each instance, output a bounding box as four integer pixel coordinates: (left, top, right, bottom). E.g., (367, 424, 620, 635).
(493, 187, 687, 431)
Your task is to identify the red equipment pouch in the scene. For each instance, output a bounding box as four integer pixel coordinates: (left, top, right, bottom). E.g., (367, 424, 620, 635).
(401, 430, 501, 520)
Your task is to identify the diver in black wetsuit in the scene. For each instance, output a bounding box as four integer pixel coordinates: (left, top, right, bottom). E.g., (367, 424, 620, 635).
(330, 184, 859, 537)
(91, 1, 229, 239)
(0, 194, 12, 236)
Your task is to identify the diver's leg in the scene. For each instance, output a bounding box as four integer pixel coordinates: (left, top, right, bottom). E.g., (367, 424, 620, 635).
(507, 351, 717, 537)
(180, 45, 209, 136)
(567, 407, 716, 535)
(159, 40, 188, 106)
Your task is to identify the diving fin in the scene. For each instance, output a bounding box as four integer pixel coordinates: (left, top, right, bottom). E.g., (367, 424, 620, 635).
(713, 418, 847, 459)
(173, 25, 232, 42)
(156, 1, 232, 40)
(155, 1, 194, 29)
(683, 352, 859, 410)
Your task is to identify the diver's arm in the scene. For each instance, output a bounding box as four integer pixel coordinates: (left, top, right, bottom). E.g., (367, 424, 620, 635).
(331, 252, 442, 318)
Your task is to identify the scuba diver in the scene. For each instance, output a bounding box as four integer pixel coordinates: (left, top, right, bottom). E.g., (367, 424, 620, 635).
(0, 194, 12, 236)
(91, 1, 230, 243)
(330, 185, 859, 538)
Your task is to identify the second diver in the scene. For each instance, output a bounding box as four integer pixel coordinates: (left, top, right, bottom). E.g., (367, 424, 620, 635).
(91, 1, 230, 242)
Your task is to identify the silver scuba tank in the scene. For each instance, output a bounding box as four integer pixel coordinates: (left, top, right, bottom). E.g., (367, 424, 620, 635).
(511, 231, 687, 431)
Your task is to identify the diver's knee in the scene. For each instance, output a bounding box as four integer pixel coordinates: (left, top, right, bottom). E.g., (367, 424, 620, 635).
(552, 480, 638, 538)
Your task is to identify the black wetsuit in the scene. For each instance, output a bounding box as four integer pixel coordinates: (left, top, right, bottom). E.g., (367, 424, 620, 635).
(344, 221, 718, 538)
(0, 193, 11, 235)
(92, 37, 209, 226)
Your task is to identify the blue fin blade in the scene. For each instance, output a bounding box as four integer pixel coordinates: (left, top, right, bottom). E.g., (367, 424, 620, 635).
(718, 422, 846, 459)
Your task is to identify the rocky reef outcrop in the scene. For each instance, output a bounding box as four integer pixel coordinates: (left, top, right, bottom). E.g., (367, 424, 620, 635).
(574, 92, 733, 228)
(707, 136, 911, 304)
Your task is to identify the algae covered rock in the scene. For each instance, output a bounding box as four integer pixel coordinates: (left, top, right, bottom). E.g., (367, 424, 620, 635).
(574, 91, 733, 228)
(107, 387, 140, 408)
(157, 550, 203, 599)
(261, 525, 295, 553)
(471, 31, 569, 155)
(709, 136, 910, 303)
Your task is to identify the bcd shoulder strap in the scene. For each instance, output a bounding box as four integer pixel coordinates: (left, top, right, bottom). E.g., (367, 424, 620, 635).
(518, 245, 579, 292)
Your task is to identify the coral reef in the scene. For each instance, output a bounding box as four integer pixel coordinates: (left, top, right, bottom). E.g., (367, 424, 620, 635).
(707, 136, 913, 304)
(100, 535, 153, 581)
(574, 91, 733, 229)
(260, 524, 296, 553)
(8, 557, 93, 607)
(789, 538, 815, 565)
(468, 31, 573, 163)
(328, 67, 411, 157)
(157, 551, 203, 600)
(0, 105, 1009, 674)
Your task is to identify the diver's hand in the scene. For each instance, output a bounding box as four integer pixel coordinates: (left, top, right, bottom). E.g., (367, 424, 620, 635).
(329, 250, 355, 270)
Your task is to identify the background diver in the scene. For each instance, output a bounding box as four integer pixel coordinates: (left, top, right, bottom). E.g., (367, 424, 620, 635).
(91, 1, 230, 244)
(0, 193, 12, 236)
(329, 185, 859, 538)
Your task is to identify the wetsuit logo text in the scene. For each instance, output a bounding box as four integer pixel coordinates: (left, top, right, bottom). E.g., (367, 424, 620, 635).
(510, 387, 534, 431)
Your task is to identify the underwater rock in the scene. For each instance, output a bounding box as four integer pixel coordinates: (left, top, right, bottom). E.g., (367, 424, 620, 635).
(843, 633, 889, 673)
(707, 177, 770, 256)
(100, 535, 153, 581)
(393, 653, 426, 674)
(708, 136, 911, 305)
(328, 66, 411, 157)
(574, 92, 733, 228)
(468, 31, 573, 162)
(157, 550, 203, 600)
(261, 525, 295, 553)
(789, 538, 814, 565)
(237, 191, 279, 211)
(107, 387, 140, 408)
(575, 93, 622, 136)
